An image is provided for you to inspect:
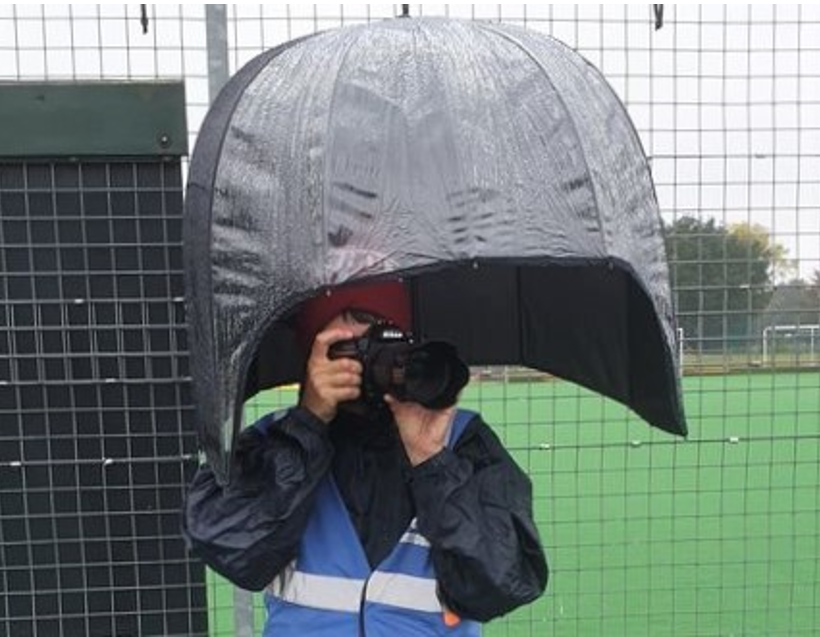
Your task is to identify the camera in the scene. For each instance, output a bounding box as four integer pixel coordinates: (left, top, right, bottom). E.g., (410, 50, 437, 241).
(327, 323, 469, 409)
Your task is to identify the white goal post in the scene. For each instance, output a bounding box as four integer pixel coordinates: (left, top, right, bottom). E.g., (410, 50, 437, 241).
(762, 324, 820, 364)
(677, 327, 685, 377)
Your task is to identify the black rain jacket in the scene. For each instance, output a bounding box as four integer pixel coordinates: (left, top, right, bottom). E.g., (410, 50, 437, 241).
(182, 406, 548, 622)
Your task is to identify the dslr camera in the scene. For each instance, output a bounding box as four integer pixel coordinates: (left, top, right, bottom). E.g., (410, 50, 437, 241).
(327, 323, 469, 409)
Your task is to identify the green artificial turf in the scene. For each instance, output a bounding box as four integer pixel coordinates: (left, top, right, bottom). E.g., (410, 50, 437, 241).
(206, 372, 820, 636)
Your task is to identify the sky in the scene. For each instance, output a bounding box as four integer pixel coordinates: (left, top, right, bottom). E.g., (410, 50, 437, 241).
(1, 4, 818, 278)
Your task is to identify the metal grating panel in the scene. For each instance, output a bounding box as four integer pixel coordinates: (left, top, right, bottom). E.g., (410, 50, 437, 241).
(0, 157, 205, 637)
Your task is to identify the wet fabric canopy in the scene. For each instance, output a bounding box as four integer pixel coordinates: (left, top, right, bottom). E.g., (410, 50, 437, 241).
(184, 17, 687, 484)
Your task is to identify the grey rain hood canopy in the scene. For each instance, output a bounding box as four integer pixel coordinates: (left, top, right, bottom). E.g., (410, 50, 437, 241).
(184, 17, 687, 484)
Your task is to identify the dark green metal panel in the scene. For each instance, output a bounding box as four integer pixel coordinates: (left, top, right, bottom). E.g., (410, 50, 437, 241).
(0, 81, 188, 157)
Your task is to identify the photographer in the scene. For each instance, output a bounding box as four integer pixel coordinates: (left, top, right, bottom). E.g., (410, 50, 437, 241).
(182, 280, 548, 636)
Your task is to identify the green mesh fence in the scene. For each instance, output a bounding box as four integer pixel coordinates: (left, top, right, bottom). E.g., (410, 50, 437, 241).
(202, 371, 819, 636)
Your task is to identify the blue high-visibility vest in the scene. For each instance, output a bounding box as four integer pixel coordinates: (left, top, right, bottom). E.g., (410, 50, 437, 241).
(262, 409, 481, 636)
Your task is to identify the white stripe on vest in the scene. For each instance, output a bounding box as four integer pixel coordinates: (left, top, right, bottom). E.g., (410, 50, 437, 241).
(400, 520, 431, 549)
(268, 564, 442, 614)
(268, 564, 364, 613)
(366, 571, 441, 613)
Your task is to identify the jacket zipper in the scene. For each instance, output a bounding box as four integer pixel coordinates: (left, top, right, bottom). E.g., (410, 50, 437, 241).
(359, 574, 371, 637)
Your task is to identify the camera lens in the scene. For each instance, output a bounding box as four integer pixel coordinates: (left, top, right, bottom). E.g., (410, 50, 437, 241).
(402, 342, 468, 409)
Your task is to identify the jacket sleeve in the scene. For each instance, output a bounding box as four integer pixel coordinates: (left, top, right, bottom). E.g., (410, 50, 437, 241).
(408, 414, 548, 622)
(181, 407, 333, 591)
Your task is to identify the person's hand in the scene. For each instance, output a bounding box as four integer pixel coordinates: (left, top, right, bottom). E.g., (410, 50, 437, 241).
(384, 395, 455, 466)
(299, 328, 363, 424)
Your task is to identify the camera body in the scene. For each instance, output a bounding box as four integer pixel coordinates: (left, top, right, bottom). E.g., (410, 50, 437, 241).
(327, 323, 469, 409)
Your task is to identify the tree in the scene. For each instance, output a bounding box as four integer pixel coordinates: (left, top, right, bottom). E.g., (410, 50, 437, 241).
(664, 217, 787, 353)
(765, 269, 820, 328)
(761, 280, 815, 329)
(728, 223, 797, 284)
(759, 272, 820, 361)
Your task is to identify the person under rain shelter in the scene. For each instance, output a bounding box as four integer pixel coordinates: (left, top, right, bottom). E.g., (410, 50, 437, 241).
(182, 279, 548, 636)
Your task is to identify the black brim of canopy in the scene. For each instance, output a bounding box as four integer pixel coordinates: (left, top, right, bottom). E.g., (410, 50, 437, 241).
(184, 18, 687, 485)
(248, 258, 684, 430)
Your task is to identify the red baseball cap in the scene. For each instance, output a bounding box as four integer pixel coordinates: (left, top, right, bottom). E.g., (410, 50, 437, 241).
(294, 279, 412, 350)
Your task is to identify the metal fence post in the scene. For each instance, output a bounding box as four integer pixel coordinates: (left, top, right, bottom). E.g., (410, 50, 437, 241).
(206, 6, 256, 637)
(206, 5, 230, 103)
